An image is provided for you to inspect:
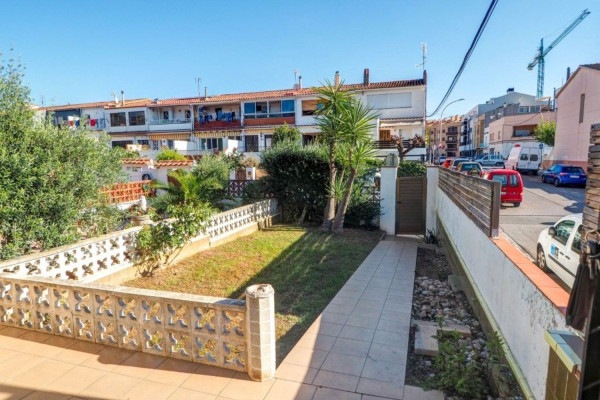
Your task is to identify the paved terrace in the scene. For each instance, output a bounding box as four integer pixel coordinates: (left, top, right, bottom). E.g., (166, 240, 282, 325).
(0, 238, 417, 400)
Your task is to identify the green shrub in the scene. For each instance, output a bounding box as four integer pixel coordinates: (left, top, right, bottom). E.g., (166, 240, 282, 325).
(397, 161, 426, 177)
(273, 123, 301, 145)
(156, 148, 186, 161)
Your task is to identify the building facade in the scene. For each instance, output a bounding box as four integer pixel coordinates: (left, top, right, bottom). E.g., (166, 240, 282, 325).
(427, 115, 461, 158)
(548, 64, 600, 169)
(488, 111, 556, 158)
(40, 69, 427, 159)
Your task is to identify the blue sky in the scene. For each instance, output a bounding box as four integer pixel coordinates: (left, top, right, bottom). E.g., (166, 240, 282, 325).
(1, 0, 597, 117)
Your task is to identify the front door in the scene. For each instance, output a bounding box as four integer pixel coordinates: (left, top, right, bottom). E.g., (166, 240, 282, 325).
(380, 130, 391, 141)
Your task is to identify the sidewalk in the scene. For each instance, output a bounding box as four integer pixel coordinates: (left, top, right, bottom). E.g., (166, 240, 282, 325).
(0, 237, 417, 400)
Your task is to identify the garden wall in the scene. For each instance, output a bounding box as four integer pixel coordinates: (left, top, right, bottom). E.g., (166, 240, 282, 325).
(426, 167, 573, 400)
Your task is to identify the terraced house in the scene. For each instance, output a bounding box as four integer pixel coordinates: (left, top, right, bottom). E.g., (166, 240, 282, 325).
(40, 69, 427, 158)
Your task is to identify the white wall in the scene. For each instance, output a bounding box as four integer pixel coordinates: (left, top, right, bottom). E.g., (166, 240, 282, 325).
(426, 167, 573, 400)
(106, 107, 149, 133)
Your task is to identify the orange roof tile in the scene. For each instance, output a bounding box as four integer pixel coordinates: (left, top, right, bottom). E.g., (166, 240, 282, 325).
(154, 160, 193, 167)
(41, 100, 115, 111)
(121, 158, 151, 165)
(104, 98, 152, 109)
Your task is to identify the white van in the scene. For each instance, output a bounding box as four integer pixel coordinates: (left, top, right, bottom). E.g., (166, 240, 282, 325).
(505, 144, 542, 174)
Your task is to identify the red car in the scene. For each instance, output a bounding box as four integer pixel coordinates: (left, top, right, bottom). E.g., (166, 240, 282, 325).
(482, 169, 523, 207)
(442, 158, 454, 168)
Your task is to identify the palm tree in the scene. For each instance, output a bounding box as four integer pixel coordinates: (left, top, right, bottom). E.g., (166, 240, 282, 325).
(330, 99, 378, 233)
(314, 80, 354, 231)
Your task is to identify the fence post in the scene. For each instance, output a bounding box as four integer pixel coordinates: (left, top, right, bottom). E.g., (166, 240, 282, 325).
(245, 284, 276, 381)
(490, 180, 501, 238)
(380, 165, 398, 235)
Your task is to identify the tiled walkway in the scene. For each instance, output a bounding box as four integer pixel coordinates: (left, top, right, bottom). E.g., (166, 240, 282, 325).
(0, 237, 416, 400)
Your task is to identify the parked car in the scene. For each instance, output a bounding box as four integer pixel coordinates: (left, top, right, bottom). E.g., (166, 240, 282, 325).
(450, 158, 471, 170)
(505, 144, 542, 174)
(482, 169, 523, 207)
(536, 213, 582, 288)
(437, 156, 447, 166)
(457, 162, 483, 177)
(478, 154, 505, 168)
(541, 164, 587, 187)
(442, 158, 454, 168)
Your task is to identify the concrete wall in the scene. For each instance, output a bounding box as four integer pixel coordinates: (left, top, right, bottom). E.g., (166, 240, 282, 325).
(427, 167, 573, 400)
(551, 67, 600, 168)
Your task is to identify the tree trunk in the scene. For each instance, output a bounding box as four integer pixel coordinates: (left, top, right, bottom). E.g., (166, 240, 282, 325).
(331, 168, 357, 233)
(321, 145, 337, 232)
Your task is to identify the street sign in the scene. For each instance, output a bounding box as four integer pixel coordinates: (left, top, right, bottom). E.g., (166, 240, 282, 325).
(539, 143, 543, 149)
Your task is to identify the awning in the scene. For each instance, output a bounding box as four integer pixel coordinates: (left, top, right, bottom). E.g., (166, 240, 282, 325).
(244, 128, 275, 134)
(194, 130, 242, 138)
(148, 133, 191, 140)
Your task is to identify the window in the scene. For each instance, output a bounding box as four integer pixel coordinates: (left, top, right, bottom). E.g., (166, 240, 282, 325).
(185, 110, 191, 120)
(111, 140, 132, 148)
(554, 220, 575, 245)
(580, 94, 585, 123)
(491, 175, 507, 186)
(129, 111, 145, 126)
(110, 112, 126, 127)
(243, 100, 294, 118)
(530, 154, 539, 162)
(514, 129, 530, 137)
(264, 134, 273, 149)
(152, 140, 161, 151)
(200, 138, 223, 151)
(572, 225, 584, 254)
(520, 153, 529, 161)
(302, 100, 321, 115)
(367, 93, 412, 109)
(379, 130, 391, 141)
(167, 140, 174, 149)
(245, 135, 259, 152)
(563, 166, 585, 174)
(509, 174, 519, 187)
(163, 111, 169, 120)
(136, 140, 150, 150)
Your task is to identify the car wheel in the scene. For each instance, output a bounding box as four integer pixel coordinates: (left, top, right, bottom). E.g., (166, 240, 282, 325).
(554, 178, 560, 187)
(541, 175, 546, 183)
(537, 245, 548, 271)
(513, 202, 521, 207)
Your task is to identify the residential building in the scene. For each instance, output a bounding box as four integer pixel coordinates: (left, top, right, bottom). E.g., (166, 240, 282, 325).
(40, 69, 427, 159)
(548, 63, 600, 169)
(488, 111, 556, 158)
(460, 89, 552, 157)
(427, 115, 461, 158)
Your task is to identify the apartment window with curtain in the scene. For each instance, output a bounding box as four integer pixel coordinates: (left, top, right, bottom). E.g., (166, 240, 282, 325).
(128, 111, 145, 126)
(110, 112, 126, 127)
(580, 94, 585, 123)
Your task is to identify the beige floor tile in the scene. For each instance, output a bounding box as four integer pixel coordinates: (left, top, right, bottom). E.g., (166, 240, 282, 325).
(111, 351, 165, 379)
(124, 380, 178, 400)
(53, 341, 106, 365)
(306, 322, 343, 337)
(282, 347, 328, 369)
(42, 366, 106, 395)
(80, 346, 134, 372)
(167, 387, 217, 400)
(361, 359, 404, 384)
(321, 353, 366, 377)
(18, 333, 71, 359)
(312, 387, 361, 400)
(356, 378, 403, 400)
(0, 383, 34, 400)
(275, 362, 318, 384)
(295, 332, 336, 352)
(79, 373, 140, 399)
(145, 357, 200, 386)
(0, 326, 28, 338)
(22, 390, 71, 400)
(218, 373, 274, 400)
(0, 353, 46, 379)
(181, 364, 235, 395)
(263, 379, 316, 400)
(338, 326, 375, 342)
(330, 338, 371, 358)
(312, 370, 359, 392)
(11, 359, 75, 388)
(367, 343, 407, 365)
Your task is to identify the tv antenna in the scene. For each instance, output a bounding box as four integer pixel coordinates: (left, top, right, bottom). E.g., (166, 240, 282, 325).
(195, 77, 202, 96)
(294, 69, 299, 83)
(416, 42, 428, 70)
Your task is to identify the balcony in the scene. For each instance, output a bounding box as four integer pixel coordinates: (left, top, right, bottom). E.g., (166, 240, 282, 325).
(373, 141, 397, 149)
(244, 115, 295, 126)
(148, 118, 192, 132)
(194, 119, 242, 131)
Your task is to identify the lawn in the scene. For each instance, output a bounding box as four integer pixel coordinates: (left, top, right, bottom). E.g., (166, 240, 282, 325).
(124, 224, 382, 361)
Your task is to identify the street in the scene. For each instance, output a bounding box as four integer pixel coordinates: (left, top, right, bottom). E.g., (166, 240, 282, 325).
(500, 173, 585, 289)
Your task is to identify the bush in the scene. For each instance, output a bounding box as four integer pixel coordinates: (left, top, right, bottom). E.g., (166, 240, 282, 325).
(397, 161, 426, 177)
(273, 123, 301, 145)
(156, 148, 186, 161)
(257, 143, 331, 223)
(0, 58, 124, 258)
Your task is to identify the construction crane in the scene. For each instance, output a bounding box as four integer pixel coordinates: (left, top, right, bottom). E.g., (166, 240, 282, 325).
(527, 9, 590, 98)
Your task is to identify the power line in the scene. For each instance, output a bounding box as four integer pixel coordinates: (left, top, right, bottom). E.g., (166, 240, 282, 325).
(428, 0, 499, 117)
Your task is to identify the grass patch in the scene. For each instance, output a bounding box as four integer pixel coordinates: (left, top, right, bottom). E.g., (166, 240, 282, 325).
(124, 224, 381, 361)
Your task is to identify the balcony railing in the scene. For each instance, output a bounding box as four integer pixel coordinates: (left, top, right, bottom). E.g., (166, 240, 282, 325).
(244, 116, 295, 126)
(149, 118, 191, 125)
(194, 119, 242, 131)
(373, 141, 398, 149)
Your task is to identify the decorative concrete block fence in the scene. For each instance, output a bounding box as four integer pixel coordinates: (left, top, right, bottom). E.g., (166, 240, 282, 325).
(0, 199, 280, 381)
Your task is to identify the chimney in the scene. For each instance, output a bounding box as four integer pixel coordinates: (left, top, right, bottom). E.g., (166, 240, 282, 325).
(334, 71, 340, 86)
(298, 76, 303, 90)
(363, 68, 370, 86)
(121, 90, 125, 105)
(566, 67, 571, 81)
(204, 87, 208, 99)
(506, 87, 514, 93)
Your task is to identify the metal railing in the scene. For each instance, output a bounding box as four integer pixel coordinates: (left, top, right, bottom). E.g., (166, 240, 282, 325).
(148, 118, 192, 125)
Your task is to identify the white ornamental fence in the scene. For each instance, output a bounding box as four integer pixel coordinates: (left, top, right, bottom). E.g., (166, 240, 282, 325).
(0, 199, 279, 284)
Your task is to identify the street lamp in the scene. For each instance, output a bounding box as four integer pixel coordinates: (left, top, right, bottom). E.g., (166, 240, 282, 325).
(434, 98, 465, 164)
